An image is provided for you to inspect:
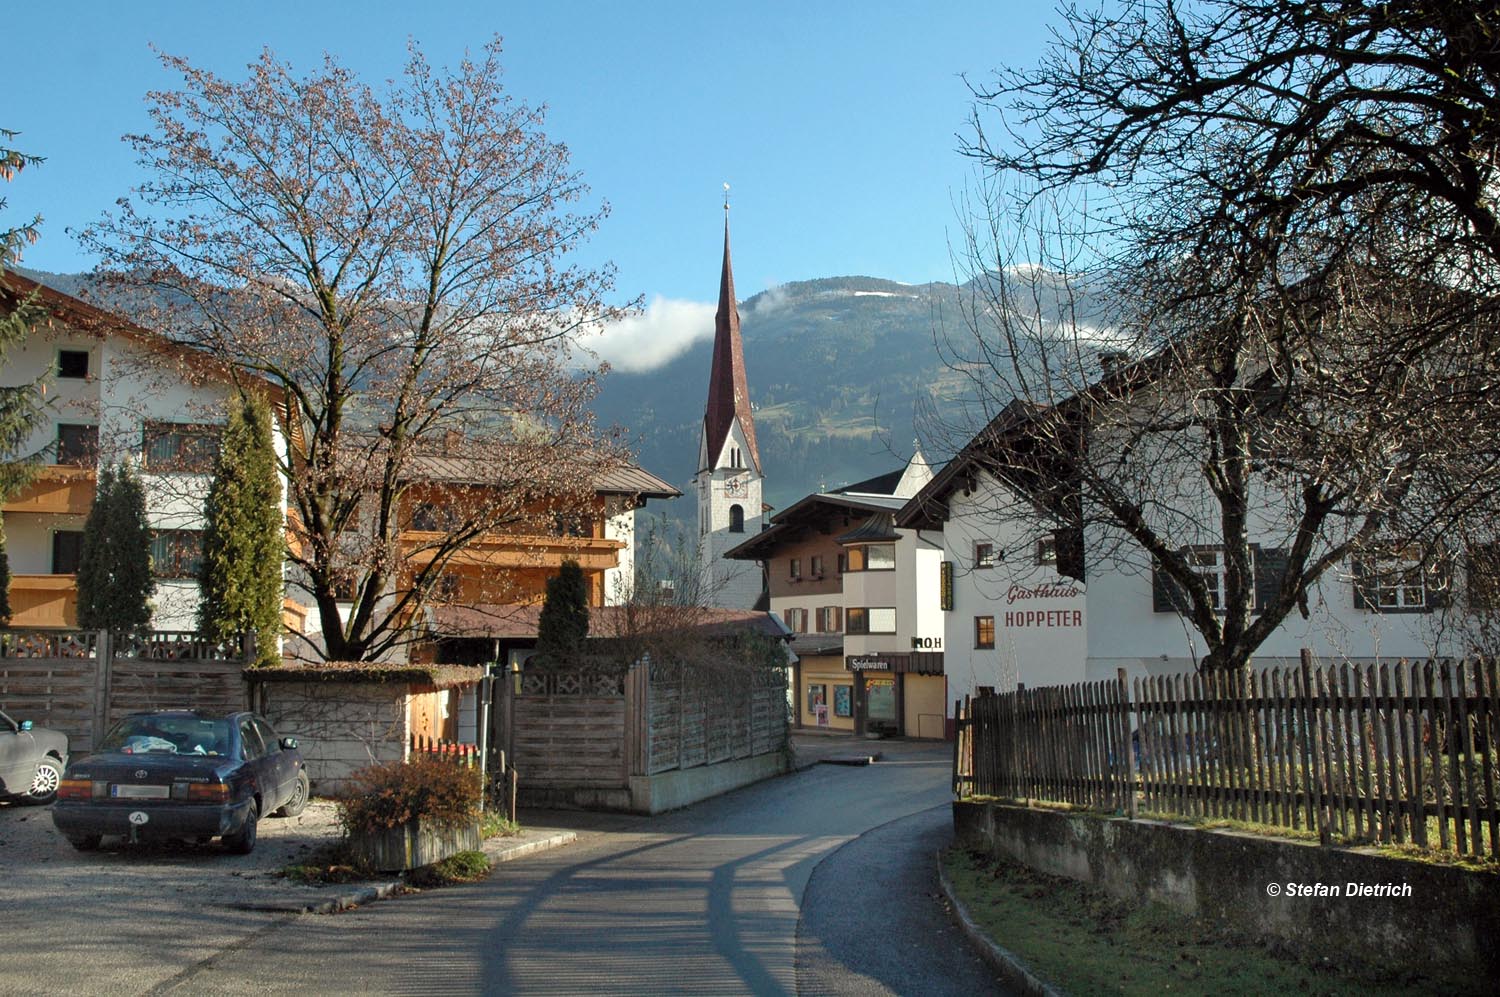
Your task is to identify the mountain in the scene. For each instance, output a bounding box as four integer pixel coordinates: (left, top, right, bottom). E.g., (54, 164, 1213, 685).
(594, 276, 975, 526)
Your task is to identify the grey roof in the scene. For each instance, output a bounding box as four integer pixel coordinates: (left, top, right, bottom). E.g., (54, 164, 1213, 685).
(836, 511, 900, 544)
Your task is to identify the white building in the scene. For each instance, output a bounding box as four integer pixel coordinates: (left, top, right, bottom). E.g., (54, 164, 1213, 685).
(898, 380, 1483, 724)
(0, 273, 293, 631)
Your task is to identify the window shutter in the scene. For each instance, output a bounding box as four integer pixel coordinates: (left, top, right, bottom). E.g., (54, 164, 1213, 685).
(1151, 558, 1188, 613)
(1351, 557, 1375, 611)
(832, 606, 842, 632)
(1427, 557, 1453, 610)
(940, 560, 954, 611)
(1057, 527, 1085, 582)
(1253, 547, 1288, 614)
(1468, 546, 1499, 611)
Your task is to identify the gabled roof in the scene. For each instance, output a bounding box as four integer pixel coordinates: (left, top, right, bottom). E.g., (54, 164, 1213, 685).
(701, 216, 760, 473)
(722, 491, 903, 560)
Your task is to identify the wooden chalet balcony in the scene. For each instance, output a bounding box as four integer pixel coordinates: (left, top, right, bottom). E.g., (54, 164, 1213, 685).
(400, 531, 626, 571)
(1, 466, 96, 516)
(7, 575, 79, 628)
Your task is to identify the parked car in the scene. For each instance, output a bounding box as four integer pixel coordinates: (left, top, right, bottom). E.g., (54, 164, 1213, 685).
(51, 710, 309, 854)
(0, 708, 69, 804)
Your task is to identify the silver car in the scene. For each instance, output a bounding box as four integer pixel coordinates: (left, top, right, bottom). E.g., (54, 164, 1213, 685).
(0, 708, 69, 804)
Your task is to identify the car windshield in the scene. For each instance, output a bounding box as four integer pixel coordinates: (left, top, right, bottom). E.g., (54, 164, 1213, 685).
(100, 716, 230, 757)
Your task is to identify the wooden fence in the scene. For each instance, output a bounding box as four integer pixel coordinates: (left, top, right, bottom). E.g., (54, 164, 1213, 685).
(954, 655, 1500, 859)
(0, 629, 251, 754)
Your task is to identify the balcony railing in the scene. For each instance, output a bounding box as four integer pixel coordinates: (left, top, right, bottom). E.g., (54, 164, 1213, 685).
(1, 466, 97, 517)
(7, 575, 79, 628)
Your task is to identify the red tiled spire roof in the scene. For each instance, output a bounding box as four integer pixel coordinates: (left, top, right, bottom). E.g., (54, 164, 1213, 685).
(703, 213, 760, 473)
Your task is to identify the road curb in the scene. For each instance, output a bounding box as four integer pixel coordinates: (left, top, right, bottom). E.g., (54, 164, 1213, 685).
(233, 829, 579, 915)
(935, 850, 1066, 997)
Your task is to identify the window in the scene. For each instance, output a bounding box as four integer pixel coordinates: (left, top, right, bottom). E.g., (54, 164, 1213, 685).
(57, 349, 90, 379)
(1468, 544, 1500, 611)
(1036, 536, 1057, 566)
(151, 530, 204, 579)
(817, 606, 842, 632)
(56, 424, 98, 466)
(553, 513, 590, 538)
(789, 558, 801, 579)
(729, 504, 745, 533)
(412, 504, 455, 532)
(975, 615, 995, 649)
(730, 446, 743, 469)
(238, 718, 265, 761)
(974, 542, 996, 569)
(810, 555, 823, 577)
(143, 422, 220, 472)
(807, 683, 826, 714)
(252, 718, 282, 754)
(51, 531, 84, 574)
(846, 607, 896, 634)
(837, 552, 847, 574)
(1354, 545, 1449, 613)
(847, 544, 895, 572)
(1152, 545, 1288, 615)
(784, 607, 808, 633)
(940, 560, 954, 611)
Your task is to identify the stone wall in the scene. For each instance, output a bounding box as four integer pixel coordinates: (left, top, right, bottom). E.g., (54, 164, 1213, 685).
(253, 681, 408, 793)
(954, 800, 1500, 985)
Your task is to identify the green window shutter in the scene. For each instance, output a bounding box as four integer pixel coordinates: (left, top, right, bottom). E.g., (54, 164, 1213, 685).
(1151, 557, 1188, 613)
(1252, 546, 1288, 614)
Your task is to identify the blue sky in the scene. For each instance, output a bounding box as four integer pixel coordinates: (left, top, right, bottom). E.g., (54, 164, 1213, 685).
(7, 2, 1057, 367)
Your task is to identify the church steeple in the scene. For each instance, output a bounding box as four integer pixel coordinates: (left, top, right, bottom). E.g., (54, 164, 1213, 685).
(702, 211, 760, 473)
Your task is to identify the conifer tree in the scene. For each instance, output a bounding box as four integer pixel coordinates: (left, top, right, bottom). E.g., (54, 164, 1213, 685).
(535, 560, 589, 666)
(198, 393, 283, 666)
(0, 129, 50, 623)
(76, 464, 154, 632)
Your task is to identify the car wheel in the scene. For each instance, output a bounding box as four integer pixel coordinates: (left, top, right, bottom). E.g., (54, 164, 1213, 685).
(223, 800, 259, 855)
(68, 833, 102, 851)
(21, 757, 63, 805)
(276, 771, 310, 818)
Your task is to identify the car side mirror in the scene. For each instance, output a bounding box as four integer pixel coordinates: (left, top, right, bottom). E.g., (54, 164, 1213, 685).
(280, 737, 298, 750)
(20, 720, 32, 731)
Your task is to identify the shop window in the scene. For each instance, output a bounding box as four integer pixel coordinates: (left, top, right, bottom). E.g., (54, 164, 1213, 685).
(806, 683, 827, 715)
(57, 349, 90, 379)
(833, 685, 852, 717)
(729, 504, 745, 533)
(975, 615, 995, 649)
(143, 422, 220, 472)
(56, 424, 98, 466)
(974, 542, 996, 569)
(150, 530, 204, 579)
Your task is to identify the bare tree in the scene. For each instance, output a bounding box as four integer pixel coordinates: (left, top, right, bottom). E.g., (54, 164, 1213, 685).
(85, 40, 633, 662)
(933, 1, 1500, 674)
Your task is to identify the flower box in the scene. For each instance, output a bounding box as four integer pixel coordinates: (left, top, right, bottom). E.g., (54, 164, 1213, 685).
(349, 818, 482, 872)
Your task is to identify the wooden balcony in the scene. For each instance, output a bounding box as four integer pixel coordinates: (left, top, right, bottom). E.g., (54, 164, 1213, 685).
(2, 466, 96, 516)
(7, 575, 79, 628)
(400, 532, 626, 572)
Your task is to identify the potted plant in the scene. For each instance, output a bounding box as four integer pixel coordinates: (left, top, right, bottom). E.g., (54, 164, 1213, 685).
(338, 756, 483, 872)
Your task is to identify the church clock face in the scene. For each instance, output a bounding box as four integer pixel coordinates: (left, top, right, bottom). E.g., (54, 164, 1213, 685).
(724, 473, 749, 498)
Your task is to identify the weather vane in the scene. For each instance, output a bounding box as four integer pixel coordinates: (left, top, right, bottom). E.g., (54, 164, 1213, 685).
(723, 182, 730, 213)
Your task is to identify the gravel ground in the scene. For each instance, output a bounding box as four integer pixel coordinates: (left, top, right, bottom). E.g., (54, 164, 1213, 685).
(0, 796, 354, 912)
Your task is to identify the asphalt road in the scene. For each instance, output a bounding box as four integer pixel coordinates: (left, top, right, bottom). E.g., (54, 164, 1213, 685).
(6, 740, 1006, 996)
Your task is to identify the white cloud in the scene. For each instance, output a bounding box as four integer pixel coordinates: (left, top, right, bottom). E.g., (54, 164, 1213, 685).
(591, 296, 716, 373)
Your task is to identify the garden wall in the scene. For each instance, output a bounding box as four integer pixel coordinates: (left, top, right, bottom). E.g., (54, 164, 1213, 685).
(954, 800, 1500, 984)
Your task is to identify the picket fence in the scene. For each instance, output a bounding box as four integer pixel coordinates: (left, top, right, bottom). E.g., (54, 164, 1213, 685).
(954, 654, 1500, 858)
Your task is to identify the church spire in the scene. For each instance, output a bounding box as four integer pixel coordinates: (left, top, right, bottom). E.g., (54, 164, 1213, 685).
(703, 204, 760, 473)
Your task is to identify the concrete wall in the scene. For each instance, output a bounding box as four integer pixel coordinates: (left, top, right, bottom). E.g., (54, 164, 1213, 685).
(253, 681, 409, 793)
(954, 800, 1500, 985)
(629, 751, 786, 815)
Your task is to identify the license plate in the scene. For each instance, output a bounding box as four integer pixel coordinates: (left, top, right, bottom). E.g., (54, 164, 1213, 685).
(111, 784, 170, 799)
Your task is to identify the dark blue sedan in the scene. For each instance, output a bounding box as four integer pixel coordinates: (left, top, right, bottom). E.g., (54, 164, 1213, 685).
(52, 710, 309, 854)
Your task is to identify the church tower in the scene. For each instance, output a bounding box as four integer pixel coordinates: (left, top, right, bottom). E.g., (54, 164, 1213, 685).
(694, 206, 764, 608)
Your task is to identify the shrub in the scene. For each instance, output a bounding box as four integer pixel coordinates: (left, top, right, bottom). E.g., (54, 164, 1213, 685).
(407, 850, 492, 888)
(337, 756, 483, 837)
